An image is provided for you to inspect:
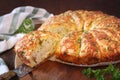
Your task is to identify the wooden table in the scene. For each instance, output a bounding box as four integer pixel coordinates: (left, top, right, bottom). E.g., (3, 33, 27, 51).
(0, 0, 120, 80)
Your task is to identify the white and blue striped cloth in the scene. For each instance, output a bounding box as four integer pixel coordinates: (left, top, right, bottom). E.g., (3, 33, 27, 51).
(0, 58, 9, 75)
(0, 6, 53, 53)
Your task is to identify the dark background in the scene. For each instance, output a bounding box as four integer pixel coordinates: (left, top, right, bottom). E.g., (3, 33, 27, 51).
(0, 0, 120, 80)
(0, 0, 120, 17)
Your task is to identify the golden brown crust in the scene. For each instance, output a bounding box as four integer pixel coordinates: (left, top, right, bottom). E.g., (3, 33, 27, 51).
(15, 30, 60, 67)
(15, 10, 120, 67)
(41, 10, 120, 65)
(55, 31, 82, 64)
(56, 29, 120, 65)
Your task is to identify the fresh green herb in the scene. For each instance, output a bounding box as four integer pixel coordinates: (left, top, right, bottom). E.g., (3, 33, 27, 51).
(84, 30, 88, 34)
(21, 51, 25, 54)
(77, 38, 82, 48)
(82, 64, 120, 80)
(15, 18, 34, 33)
(77, 38, 82, 43)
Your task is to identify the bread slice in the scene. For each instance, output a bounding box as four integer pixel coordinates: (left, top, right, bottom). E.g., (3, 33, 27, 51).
(14, 30, 60, 67)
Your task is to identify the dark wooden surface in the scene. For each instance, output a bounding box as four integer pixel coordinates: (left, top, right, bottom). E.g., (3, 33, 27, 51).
(0, 0, 120, 80)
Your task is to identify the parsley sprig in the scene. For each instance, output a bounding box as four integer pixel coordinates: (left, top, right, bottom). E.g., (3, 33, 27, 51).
(82, 64, 120, 80)
(15, 18, 34, 34)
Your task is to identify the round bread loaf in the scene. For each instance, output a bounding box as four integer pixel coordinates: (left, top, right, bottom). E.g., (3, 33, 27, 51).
(15, 10, 120, 67)
(38, 10, 120, 65)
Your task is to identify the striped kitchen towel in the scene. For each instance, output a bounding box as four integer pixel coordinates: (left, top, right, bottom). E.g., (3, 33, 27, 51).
(0, 6, 53, 53)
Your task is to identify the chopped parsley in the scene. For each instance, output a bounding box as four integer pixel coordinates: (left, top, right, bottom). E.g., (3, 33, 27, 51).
(77, 38, 82, 43)
(21, 51, 25, 54)
(77, 38, 82, 48)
